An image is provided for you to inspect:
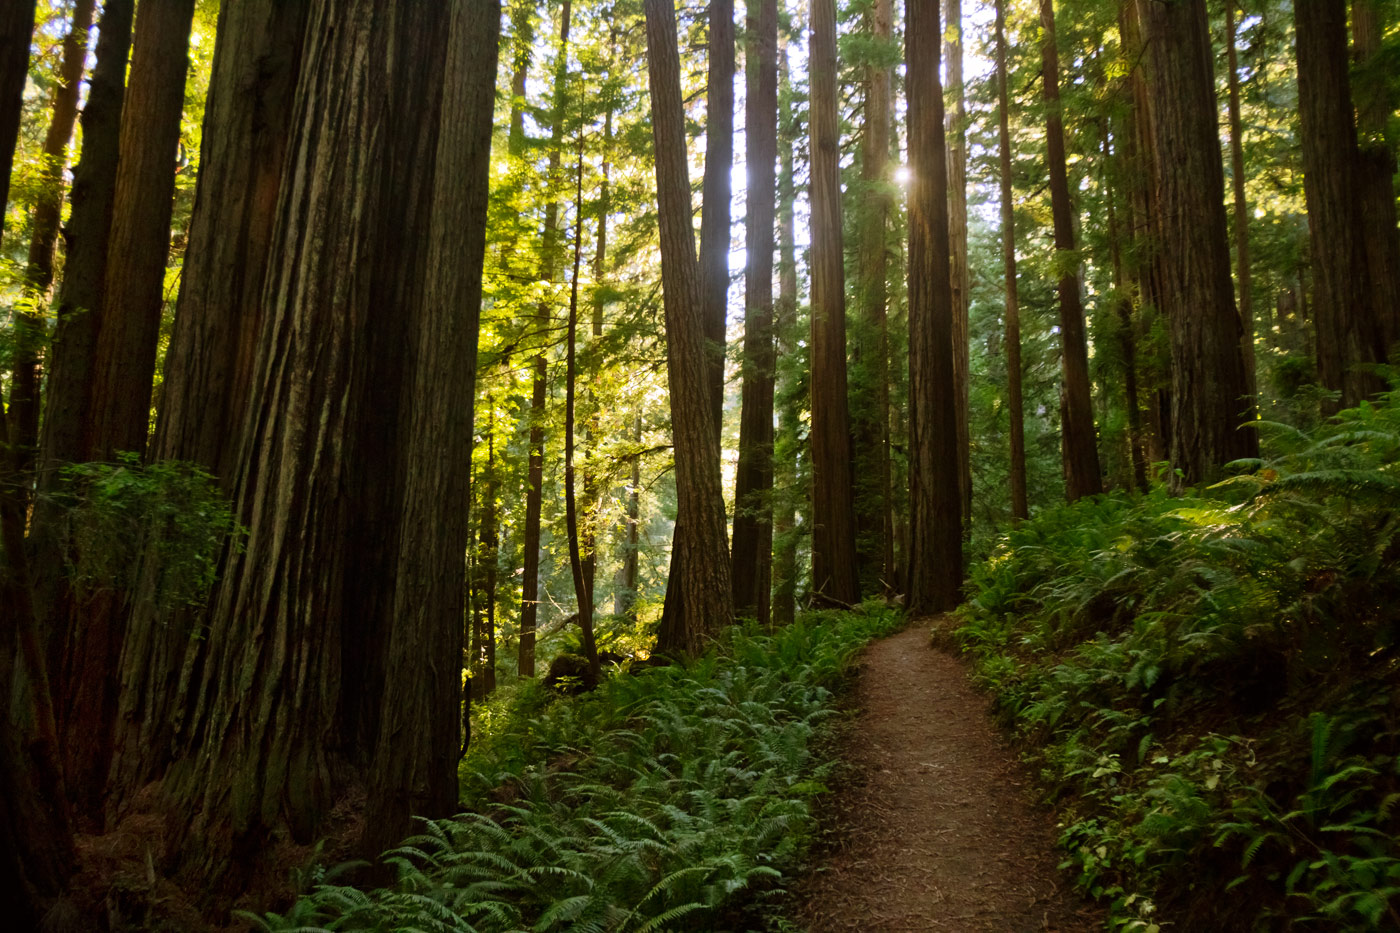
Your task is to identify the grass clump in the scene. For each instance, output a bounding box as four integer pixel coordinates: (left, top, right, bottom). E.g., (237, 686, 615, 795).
(955, 393, 1400, 931)
(254, 604, 901, 932)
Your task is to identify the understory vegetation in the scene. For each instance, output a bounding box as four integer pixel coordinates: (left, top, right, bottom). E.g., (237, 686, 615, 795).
(252, 606, 901, 932)
(954, 392, 1400, 930)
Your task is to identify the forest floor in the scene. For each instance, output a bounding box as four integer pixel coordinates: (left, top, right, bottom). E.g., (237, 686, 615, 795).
(791, 622, 1106, 932)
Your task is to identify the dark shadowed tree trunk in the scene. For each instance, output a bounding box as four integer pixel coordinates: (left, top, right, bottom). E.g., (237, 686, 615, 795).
(1137, 0, 1257, 486)
(732, 0, 777, 625)
(994, 0, 1028, 522)
(1224, 1, 1256, 397)
(699, 0, 734, 442)
(645, 0, 734, 654)
(1351, 0, 1400, 353)
(9, 0, 96, 481)
(88, 0, 198, 461)
(944, 0, 971, 529)
(851, 0, 893, 594)
(1041, 0, 1101, 501)
(808, 0, 860, 606)
(0, 0, 37, 248)
(906, 0, 962, 614)
(520, 0, 573, 679)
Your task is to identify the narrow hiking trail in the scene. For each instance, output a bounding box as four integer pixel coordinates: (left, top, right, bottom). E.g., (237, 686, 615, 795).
(795, 624, 1105, 932)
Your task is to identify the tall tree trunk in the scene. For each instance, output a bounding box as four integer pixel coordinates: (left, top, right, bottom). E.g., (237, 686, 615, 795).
(620, 414, 642, 619)
(808, 0, 860, 607)
(851, 0, 893, 594)
(39, 0, 134, 472)
(1351, 0, 1400, 352)
(1102, 124, 1148, 493)
(1136, 0, 1257, 486)
(732, 0, 777, 625)
(944, 0, 971, 528)
(0, 0, 37, 248)
(107, 0, 310, 816)
(994, 0, 1028, 522)
(1224, 1, 1256, 397)
(772, 48, 800, 625)
(906, 0, 962, 614)
(9, 0, 97, 482)
(645, 0, 734, 655)
(699, 0, 734, 442)
(1295, 0, 1384, 409)
(1041, 0, 1101, 501)
(88, 0, 198, 461)
(155, 0, 489, 889)
(564, 149, 601, 682)
(520, 1, 573, 679)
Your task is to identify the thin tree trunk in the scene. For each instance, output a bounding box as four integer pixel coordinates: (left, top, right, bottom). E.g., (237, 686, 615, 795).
(808, 0, 860, 607)
(772, 47, 799, 625)
(944, 0, 971, 529)
(1041, 0, 1101, 501)
(699, 0, 734, 443)
(9, 0, 97, 481)
(1102, 124, 1148, 492)
(732, 0, 777, 624)
(1351, 0, 1400, 353)
(1137, 0, 1257, 485)
(621, 415, 642, 619)
(88, 0, 198, 461)
(0, 0, 37, 249)
(994, 0, 1028, 522)
(851, 0, 892, 593)
(645, 0, 734, 655)
(520, 0, 573, 679)
(906, 0, 962, 614)
(1224, 1, 1256, 398)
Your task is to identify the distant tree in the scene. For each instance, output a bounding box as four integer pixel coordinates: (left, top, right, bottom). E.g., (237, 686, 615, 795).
(1224, 1, 1256, 397)
(945, 0, 971, 526)
(994, 0, 1028, 522)
(699, 0, 734, 440)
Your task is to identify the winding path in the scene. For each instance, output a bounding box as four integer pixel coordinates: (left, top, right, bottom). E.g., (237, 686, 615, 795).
(794, 624, 1104, 932)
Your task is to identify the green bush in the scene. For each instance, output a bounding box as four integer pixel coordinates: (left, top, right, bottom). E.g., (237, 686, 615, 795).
(956, 393, 1400, 930)
(253, 604, 902, 932)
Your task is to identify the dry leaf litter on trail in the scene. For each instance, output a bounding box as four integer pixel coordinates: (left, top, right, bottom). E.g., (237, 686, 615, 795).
(793, 623, 1105, 932)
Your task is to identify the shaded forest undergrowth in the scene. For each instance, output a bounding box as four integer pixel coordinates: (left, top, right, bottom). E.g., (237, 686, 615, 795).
(951, 390, 1400, 930)
(248, 608, 902, 932)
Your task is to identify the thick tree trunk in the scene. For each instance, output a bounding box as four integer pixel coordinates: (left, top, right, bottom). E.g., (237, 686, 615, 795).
(906, 0, 962, 614)
(39, 0, 134, 472)
(520, 1, 573, 679)
(88, 0, 198, 461)
(157, 0, 486, 889)
(1041, 0, 1101, 501)
(944, 0, 971, 528)
(1295, 0, 1384, 409)
(994, 0, 1028, 522)
(808, 0, 860, 607)
(1224, 1, 1256, 397)
(645, 0, 734, 654)
(1351, 0, 1400, 353)
(732, 0, 777, 625)
(699, 0, 734, 443)
(9, 0, 96, 480)
(107, 0, 311, 815)
(851, 0, 893, 594)
(0, 0, 36, 248)
(1137, 0, 1257, 486)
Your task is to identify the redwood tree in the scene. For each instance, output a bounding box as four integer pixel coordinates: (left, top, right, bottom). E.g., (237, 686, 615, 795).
(699, 0, 734, 440)
(906, 0, 962, 613)
(994, 0, 1028, 522)
(644, 0, 734, 654)
(0, 0, 37, 248)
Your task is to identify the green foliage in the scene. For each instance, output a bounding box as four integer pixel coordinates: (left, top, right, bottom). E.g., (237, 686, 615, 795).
(252, 605, 903, 932)
(955, 392, 1400, 929)
(50, 455, 243, 610)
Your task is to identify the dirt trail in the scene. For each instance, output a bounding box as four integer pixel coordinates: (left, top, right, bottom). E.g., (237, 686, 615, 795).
(794, 624, 1104, 932)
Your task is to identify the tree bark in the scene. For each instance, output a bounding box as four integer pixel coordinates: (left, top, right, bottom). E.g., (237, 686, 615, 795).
(944, 0, 971, 528)
(732, 0, 777, 625)
(645, 0, 734, 654)
(772, 47, 799, 625)
(851, 0, 893, 594)
(9, 0, 97, 481)
(520, 0, 573, 679)
(1136, 0, 1257, 486)
(699, 0, 734, 443)
(1351, 0, 1400, 353)
(808, 0, 860, 607)
(1041, 0, 1101, 501)
(1224, 1, 1256, 398)
(88, 0, 198, 461)
(994, 0, 1028, 522)
(0, 0, 37, 249)
(906, 0, 962, 614)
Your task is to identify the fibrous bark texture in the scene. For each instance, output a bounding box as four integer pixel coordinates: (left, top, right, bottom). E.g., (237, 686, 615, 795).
(699, 0, 734, 442)
(1351, 0, 1400, 358)
(944, 0, 971, 526)
(906, 0, 962, 614)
